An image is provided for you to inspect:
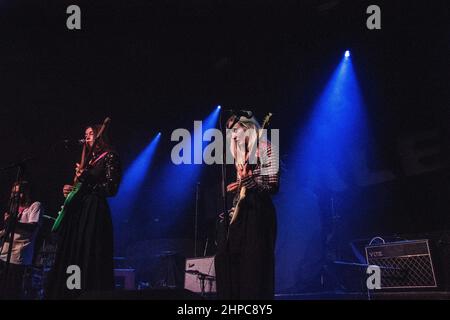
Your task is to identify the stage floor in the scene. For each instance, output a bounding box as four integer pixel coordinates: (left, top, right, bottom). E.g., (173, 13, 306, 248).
(275, 291, 450, 300)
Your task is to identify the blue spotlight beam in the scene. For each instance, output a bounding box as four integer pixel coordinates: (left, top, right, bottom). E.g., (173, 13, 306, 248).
(297, 52, 367, 185)
(152, 107, 220, 230)
(109, 132, 161, 218)
(275, 53, 369, 292)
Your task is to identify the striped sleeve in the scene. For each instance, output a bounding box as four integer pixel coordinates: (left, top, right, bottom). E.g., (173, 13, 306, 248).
(240, 141, 279, 194)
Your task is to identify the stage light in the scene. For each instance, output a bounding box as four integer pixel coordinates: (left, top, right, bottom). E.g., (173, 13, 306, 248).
(217, 105, 221, 109)
(275, 50, 368, 292)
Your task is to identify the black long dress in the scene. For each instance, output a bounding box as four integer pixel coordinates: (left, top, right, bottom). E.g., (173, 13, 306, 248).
(215, 143, 279, 300)
(46, 151, 121, 299)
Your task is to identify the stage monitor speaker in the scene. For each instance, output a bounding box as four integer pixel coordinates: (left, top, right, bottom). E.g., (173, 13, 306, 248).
(184, 256, 216, 294)
(365, 239, 437, 289)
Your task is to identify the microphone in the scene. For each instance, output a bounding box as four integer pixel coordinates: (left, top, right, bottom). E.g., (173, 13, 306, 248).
(63, 139, 86, 145)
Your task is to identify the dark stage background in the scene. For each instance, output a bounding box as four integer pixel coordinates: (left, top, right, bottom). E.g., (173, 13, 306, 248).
(0, 0, 449, 293)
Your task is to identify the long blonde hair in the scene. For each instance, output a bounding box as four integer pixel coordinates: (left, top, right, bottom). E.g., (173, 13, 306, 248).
(227, 115, 262, 166)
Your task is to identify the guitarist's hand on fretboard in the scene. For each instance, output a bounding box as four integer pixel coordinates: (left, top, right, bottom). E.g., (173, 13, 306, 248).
(227, 182, 239, 193)
(63, 185, 74, 198)
(237, 163, 252, 180)
(75, 162, 85, 178)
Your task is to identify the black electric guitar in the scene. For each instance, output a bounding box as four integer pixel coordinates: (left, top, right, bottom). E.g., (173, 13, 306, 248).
(52, 117, 111, 232)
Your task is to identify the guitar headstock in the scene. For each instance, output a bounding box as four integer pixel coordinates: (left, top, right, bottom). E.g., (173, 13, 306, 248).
(261, 112, 272, 130)
(96, 117, 111, 139)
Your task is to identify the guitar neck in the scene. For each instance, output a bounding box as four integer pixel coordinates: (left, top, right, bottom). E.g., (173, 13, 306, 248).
(73, 117, 111, 184)
(73, 144, 87, 184)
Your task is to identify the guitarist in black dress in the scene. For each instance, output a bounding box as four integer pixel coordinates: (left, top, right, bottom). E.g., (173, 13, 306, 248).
(215, 111, 279, 300)
(46, 121, 122, 299)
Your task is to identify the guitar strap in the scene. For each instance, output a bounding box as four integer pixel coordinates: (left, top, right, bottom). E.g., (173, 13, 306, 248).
(89, 151, 108, 167)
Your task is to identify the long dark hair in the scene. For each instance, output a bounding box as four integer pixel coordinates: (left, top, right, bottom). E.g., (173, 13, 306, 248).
(86, 124, 112, 155)
(11, 180, 32, 207)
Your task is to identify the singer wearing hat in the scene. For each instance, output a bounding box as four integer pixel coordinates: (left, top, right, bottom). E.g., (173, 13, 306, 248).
(215, 111, 279, 300)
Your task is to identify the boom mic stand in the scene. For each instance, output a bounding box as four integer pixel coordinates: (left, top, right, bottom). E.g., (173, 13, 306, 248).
(0, 159, 29, 297)
(194, 182, 200, 257)
(218, 110, 229, 235)
(213, 108, 231, 300)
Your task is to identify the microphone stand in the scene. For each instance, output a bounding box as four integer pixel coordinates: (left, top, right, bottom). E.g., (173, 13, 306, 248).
(194, 182, 200, 257)
(0, 161, 27, 297)
(215, 109, 232, 300)
(218, 110, 229, 236)
(185, 270, 215, 297)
